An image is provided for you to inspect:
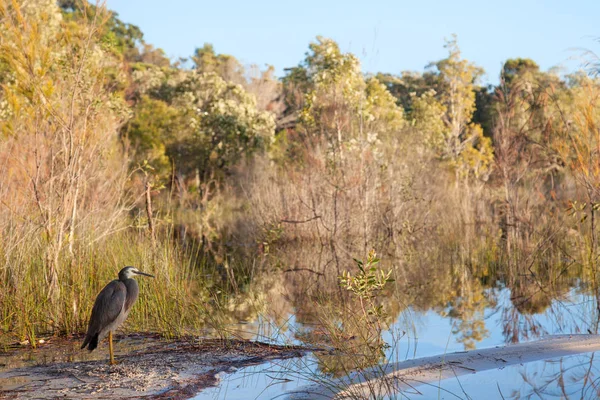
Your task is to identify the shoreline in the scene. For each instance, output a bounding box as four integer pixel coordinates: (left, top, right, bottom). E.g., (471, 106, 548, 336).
(0, 336, 311, 399)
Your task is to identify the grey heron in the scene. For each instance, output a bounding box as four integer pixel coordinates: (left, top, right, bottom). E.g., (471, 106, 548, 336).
(81, 266, 154, 364)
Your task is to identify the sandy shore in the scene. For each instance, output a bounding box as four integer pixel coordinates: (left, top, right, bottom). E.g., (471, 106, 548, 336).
(0, 337, 309, 399)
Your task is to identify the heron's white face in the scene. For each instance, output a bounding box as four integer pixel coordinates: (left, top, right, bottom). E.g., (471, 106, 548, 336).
(119, 266, 138, 279)
(119, 266, 155, 280)
(122, 267, 139, 279)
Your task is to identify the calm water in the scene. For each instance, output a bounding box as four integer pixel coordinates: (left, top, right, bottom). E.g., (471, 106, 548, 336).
(193, 285, 600, 399)
(194, 352, 600, 399)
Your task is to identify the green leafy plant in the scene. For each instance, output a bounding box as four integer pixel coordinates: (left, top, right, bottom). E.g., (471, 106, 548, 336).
(339, 250, 393, 356)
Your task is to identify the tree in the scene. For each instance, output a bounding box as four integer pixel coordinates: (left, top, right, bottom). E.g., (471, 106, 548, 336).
(0, 0, 130, 303)
(281, 64, 311, 120)
(299, 37, 366, 145)
(405, 38, 493, 184)
(291, 37, 404, 153)
(127, 64, 275, 190)
(192, 43, 245, 84)
(492, 58, 566, 254)
(257, 37, 411, 261)
(410, 89, 446, 150)
(375, 70, 441, 113)
(121, 95, 178, 176)
(58, 0, 170, 66)
(436, 38, 479, 157)
(502, 58, 540, 86)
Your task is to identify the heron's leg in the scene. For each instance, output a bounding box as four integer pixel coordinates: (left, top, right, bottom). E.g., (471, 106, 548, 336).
(108, 331, 117, 365)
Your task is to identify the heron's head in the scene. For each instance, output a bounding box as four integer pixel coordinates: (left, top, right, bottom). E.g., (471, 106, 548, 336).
(118, 266, 155, 281)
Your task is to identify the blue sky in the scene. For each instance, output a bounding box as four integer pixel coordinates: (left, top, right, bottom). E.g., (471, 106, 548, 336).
(105, 0, 600, 84)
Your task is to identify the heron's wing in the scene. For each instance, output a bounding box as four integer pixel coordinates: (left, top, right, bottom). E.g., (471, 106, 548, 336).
(86, 280, 127, 336)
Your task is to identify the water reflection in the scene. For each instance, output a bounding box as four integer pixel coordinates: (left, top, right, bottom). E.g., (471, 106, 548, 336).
(193, 351, 600, 399)
(414, 352, 600, 400)
(213, 254, 596, 375)
(198, 237, 600, 398)
(193, 358, 317, 400)
(189, 271, 600, 399)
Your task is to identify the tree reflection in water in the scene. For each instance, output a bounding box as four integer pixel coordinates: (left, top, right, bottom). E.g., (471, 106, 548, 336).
(198, 213, 600, 387)
(503, 353, 600, 399)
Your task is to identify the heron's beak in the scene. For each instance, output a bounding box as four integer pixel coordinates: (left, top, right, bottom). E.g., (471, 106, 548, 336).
(135, 271, 155, 278)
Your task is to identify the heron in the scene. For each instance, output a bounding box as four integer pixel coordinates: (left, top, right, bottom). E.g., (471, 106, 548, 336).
(81, 266, 154, 364)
